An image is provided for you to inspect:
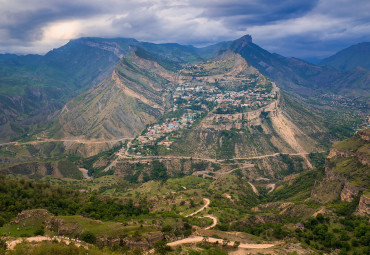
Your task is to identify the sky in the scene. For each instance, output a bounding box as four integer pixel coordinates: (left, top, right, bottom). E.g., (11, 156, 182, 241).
(0, 0, 369, 59)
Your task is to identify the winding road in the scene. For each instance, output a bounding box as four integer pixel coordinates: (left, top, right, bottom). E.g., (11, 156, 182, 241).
(167, 236, 276, 249)
(185, 198, 218, 230)
(186, 198, 211, 217)
(166, 197, 276, 249)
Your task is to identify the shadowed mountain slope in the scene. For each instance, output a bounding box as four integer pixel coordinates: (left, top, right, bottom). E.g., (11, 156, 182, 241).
(320, 42, 370, 71)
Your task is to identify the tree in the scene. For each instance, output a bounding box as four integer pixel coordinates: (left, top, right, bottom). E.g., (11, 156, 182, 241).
(316, 213, 325, 223)
(233, 241, 240, 248)
(0, 216, 5, 227)
(154, 240, 171, 254)
(273, 224, 285, 239)
(161, 225, 172, 234)
(150, 160, 168, 181)
(0, 238, 7, 254)
(80, 231, 96, 244)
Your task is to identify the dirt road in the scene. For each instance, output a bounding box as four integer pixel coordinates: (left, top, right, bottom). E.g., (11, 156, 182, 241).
(186, 198, 210, 217)
(6, 236, 87, 250)
(203, 215, 217, 230)
(167, 197, 276, 249)
(167, 236, 276, 249)
(0, 137, 133, 147)
(248, 182, 259, 195)
(185, 198, 218, 230)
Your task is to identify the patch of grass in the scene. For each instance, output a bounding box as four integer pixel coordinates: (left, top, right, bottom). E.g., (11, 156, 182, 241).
(58, 215, 155, 237)
(333, 136, 366, 151)
(0, 223, 41, 237)
(57, 160, 83, 179)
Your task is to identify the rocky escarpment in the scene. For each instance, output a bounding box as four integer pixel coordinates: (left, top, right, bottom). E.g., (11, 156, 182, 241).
(10, 209, 51, 224)
(340, 182, 363, 202)
(357, 194, 370, 215)
(316, 128, 369, 214)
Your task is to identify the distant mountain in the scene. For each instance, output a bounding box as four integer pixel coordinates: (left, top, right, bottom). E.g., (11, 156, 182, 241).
(320, 42, 370, 71)
(0, 37, 205, 142)
(0, 35, 368, 144)
(0, 53, 18, 61)
(226, 35, 369, 104)
(300, 57, 322, 65)
(0, 38, 130, 141)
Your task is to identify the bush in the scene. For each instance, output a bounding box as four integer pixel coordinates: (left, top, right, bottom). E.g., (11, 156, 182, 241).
(0, 216, 5, 227)
(154, 240, 171, 254)
(34, 228, 45, 236)
(233, 241, 240, 248)
(80, 231, 96, 244)
(161, 225, 173, 233)
(0, 238, 7, 251)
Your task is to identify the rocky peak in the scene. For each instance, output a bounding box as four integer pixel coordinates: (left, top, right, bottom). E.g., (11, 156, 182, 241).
(230, 34, 253, 52)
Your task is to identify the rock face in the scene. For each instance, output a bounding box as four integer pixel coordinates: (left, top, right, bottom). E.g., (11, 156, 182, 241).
(356, 194, 370, 215)
(327, 147, 354, 159)
(317, 128, 369, 210)
(340, 182, 361, 202)
(10, 209, 51, 224)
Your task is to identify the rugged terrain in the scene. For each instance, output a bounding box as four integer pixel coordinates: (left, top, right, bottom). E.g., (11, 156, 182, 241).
(0, 35, 369, 255)
(0, 129, 369, 254)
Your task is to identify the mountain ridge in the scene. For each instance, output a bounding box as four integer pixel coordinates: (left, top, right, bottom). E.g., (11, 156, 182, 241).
(320, 42, 370, 71)
(0, 35, 367, 147)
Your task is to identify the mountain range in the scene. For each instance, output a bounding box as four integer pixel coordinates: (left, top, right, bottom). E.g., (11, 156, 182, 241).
(0, 34, 369, 254)
(0, 35, 368, 144)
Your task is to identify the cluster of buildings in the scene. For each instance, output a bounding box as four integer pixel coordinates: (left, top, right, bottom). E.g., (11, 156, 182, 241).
(206, 88, 276, 107)
(129, 63, 277, 154)
(320, 93, 367, 109)
(173, 84, 276, 110)
(135, 113, 196, 148)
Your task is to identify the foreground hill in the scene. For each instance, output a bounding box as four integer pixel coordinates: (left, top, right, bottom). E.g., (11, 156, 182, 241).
(0, 129, 368, 254)
(311, 128, 370, 213)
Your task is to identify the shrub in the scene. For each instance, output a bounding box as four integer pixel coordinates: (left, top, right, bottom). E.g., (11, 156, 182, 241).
(154, 240, 171, 254)
(80, 231, 96, 244)
(34, 228, 45, 236)
(0, 216, 5, 227)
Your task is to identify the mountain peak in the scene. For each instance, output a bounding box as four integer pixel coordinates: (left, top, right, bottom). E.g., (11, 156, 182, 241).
(239, 34, 253, 43)
(230, 35, 253, 52)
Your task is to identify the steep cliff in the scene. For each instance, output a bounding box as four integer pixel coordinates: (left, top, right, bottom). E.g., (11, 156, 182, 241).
(312, 128, 369, 214)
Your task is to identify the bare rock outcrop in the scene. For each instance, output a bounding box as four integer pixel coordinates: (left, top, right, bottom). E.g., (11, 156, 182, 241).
(10, 209, 51, 224)
(96, 232, 163, 249)
(327, 147, 354, 159)
(356, 194, 370, 216)
(340, 182, 361, 202)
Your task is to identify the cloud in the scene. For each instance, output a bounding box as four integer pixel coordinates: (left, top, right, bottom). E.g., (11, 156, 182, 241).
(197, 0, 319, 27)
(243, 0, 370, 58)
(0, 0, 369, 58)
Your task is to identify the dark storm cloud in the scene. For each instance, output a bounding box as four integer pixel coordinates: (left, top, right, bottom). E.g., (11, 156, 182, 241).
(0, 0, 369, 58)
(198, 0, 319, 26)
